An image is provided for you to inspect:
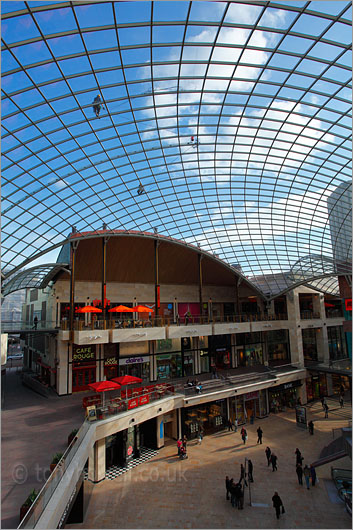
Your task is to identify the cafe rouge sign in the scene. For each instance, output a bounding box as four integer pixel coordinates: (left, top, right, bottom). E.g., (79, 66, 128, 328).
(73, 345, 96, 362)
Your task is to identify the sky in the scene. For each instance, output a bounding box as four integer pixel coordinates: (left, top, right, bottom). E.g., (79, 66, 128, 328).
(1, 0, 352, 296)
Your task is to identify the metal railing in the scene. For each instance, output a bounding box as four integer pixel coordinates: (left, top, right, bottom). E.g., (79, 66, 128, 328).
(300, 311, 321, 320)
(62, 312, 289, 331)
(1, 321, 57, 333)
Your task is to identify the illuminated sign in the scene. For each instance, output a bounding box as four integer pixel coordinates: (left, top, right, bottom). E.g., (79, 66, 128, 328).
(345, 299, 352, 311)
(73, 345, 96, 362)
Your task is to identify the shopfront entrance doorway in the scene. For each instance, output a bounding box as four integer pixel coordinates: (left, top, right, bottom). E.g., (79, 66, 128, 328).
(72, 365, 96, 392)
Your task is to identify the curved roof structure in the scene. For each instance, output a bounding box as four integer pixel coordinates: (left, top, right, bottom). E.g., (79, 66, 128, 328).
(2, 1, 352, 298)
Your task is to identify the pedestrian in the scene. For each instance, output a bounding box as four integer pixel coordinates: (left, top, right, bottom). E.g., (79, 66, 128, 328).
(272, 491, 284, 519)
(198, 429, 203, 444)
(227, 419, 233, 431)
(257, 426, 263, 444)
(248, 459, 254, 482)
(339, 396, 344, 408)
(310, 465, 317, 487)
(265, 446, 272, 466)
(295, 448, 303, 466)
(308, 420, 314, 435)
(92, 94, 103, 118)
(33, 316, 38, 330)
(177, 438, 182, 456)
(234, 418, 238, 432)
(324, 403, 329, 418)
(296, 464, 303, 485)
(230, 479, 237, 508)
(238, 483, 244, 510)
(241, 427, 247, 444)
(240, 463, 248, 487)
(270, 453, 278, 471)
(225, 475, 231, 500)
(303, 464, 310, 489)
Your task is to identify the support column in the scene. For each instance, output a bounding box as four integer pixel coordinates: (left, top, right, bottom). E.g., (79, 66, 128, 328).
(88, 438, 106, 483)
(101, 237, 108, 324)
(198, 254, 203, 318)
(235, 277, 241, 315)
(286, 290, 304, 367)
(154, 240, 160, 321)
(69, 240, 78, 334)
(177, 408, 182, 439)
(156, 416, 164, 449)
(316, 326, 329, 364)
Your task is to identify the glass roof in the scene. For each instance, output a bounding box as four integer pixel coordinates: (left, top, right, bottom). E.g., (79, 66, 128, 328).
(1, 1, 352, 298)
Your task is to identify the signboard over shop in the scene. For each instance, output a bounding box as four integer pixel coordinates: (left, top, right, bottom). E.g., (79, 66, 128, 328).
(72, 345, 96, 362)
(119, 356, 149, 365)
(269, 380, 302, 393)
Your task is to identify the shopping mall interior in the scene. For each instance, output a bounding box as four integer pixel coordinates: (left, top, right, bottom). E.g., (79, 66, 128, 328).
(1, 1, 351, 529)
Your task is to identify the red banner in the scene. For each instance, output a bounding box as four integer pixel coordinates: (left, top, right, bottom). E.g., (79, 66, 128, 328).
(157, 285, 160, 309)
(139, 395, 150, 406)
(128, 398, 138, 410)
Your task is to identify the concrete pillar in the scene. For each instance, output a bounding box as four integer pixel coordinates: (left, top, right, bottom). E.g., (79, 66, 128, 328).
(177, 408, 182, 439)
(312, 293, 324, 319)
(268, 300, 275, 317)
(88, 438, 106, 483)
(286, 290, 304, 367)
(156, 415, 164, 449)
(326, 373, 334, 396)
(316, 326, 329, 364)
(298, 379, 308, 405)
(57, 340, 71, 395)
(98, 344, 105, 381)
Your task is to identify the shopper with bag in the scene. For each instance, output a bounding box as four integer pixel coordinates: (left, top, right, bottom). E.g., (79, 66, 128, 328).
(272, 491, 284, 519)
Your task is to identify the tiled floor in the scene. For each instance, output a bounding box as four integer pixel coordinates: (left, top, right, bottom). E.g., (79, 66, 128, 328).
(84, 447, 159, 481)
(67, 401, 351, 529)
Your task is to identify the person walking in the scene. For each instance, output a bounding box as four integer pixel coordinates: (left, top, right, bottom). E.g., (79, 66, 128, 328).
(225, 476, 231, 500)
(265, 446, 272, 466)
(271, 453, 278, 471)
(324, 403, 329, 418)
(308, 420, 314, 435)
(227, 419, 233, 431)
(320, 396, 325, 410)
(183, 435, 188, 450)
(238, 483, 244, 510)
(339, 395, 344, 408)
(295, 448, 303, 466)
(257, 426, 263, 444)
(198, 428, 203, 444)
(33, 316, 38, 330)
(177, 438, 182, 456)
(230, 480, 237, 508)
(241, 427, 247, 444)
(296, 463, 303, 485)
(310, 465, 317, 487)
(234, 418, 238, 432)
(240, 463, 248, 487)
(303, 464, 311, 489)
(272, 492, 284, 519)
(248, 459, 254, 482)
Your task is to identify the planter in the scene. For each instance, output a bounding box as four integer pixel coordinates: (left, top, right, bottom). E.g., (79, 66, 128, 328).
(20, 504, 30, 523)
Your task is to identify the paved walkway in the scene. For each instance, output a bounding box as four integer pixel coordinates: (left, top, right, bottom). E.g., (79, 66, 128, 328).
(67, 399, 351, 529)
(1, 371, 86, 529)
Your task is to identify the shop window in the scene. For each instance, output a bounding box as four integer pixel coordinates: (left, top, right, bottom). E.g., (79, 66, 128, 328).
(328, 326, 347, 361)
(302, 329, 318, 362)
(200, 349, 209, 373)
(156, 352, 182, 380)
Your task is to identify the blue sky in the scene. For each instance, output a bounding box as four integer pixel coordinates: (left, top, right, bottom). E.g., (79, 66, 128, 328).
(1, 1, 351, 296)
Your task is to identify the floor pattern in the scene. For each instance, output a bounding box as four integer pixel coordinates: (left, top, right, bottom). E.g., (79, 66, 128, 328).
(84, 446, 159, 481)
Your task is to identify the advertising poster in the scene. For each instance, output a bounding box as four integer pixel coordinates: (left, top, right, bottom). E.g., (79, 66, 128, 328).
(295, 406, 307, 429)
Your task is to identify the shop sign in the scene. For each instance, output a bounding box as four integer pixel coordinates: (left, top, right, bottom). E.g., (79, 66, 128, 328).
(128, 398, 139, 410)
(73, 346, 96, 362)
(269, 380, 302, 392)
(244, 391, 259, 400)
(104, 356, 118, 366)
(127, 445, 133, 456)
(345, 299, 352, 311)
(139, 395, 150, 406)
(120, 355, 149, 365)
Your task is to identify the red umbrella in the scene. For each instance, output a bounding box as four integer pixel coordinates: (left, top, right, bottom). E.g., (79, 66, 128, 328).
(324, 302, 335, 308)
(88, 380, 121, 407)
(133, 305, 154, 313)
(108, 305, 134, 313)
(111, 375, 143, 386)
(76, 305, 102, 313)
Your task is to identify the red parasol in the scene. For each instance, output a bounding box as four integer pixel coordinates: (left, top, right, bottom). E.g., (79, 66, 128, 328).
(108, 305, 134, 313)
(88, 380, 121, 407)
(111, 375, 143, 386)
(133, 305, 154, 313)
(76, 305, 102, 313)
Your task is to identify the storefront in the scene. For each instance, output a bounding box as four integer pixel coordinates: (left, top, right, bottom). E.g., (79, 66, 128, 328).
(119, 341, 150, 381)
(72, 345, 96, 392)
(266, 330, 290, 365)
(182, 399, 227, 439)
(269, 380, 302, 411)
(305, 372, 327, 401)
(209, 335, 231, 370)
(236, 333, 263, 367)
(156, 338, 182, 380)
(229, 390, 268, 424)
(181, 337, 196, 377)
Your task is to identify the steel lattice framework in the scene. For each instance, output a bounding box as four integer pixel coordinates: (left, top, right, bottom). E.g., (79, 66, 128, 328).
(1, 0, 352, 298)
